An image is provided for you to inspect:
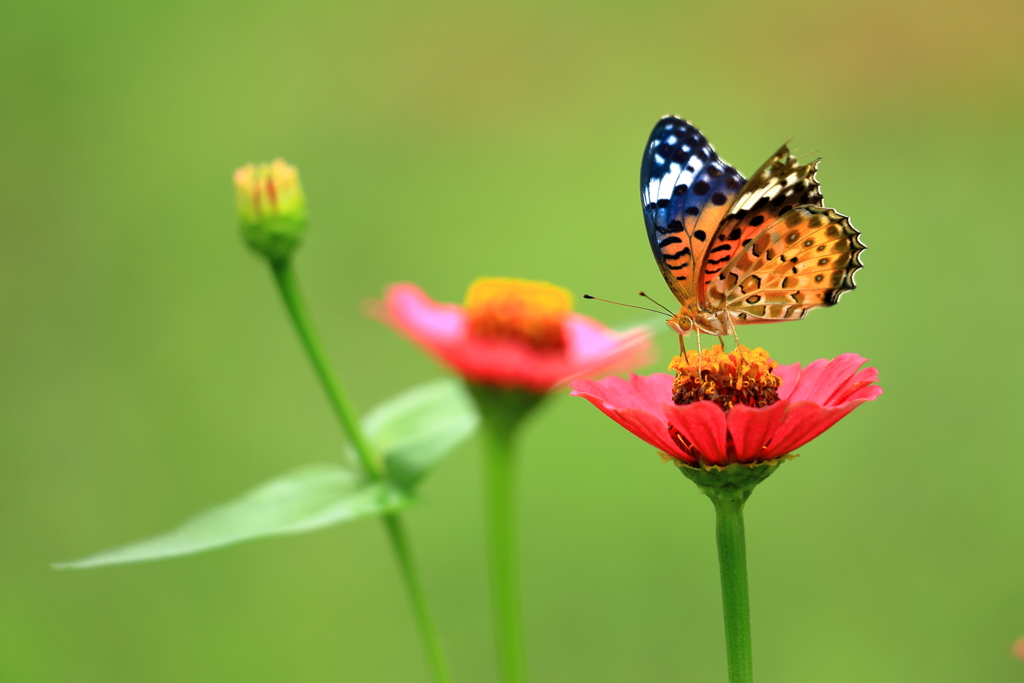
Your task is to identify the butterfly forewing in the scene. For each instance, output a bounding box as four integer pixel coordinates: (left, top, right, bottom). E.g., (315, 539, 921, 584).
(640, 117, 745, 306)
(700, 145, 824, 306)
(718, 206, 865, 323)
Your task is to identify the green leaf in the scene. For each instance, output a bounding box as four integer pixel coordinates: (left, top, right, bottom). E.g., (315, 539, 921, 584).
(54, 379, 477, 569)
(364, 378, 479, 490)
(54, 464, 409, 569)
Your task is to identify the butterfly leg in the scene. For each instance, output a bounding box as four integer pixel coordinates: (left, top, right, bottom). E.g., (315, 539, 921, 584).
(695, 331, 703, 374)
(726, 316, 741, 349)
(717, 334, 727, 351)
(678, 334, 687, 358)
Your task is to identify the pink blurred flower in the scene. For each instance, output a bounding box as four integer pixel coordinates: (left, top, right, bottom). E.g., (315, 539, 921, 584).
(570, 346, 880, 467)
(378, 279, 651, 394)
(1013, 636, 1024, 661)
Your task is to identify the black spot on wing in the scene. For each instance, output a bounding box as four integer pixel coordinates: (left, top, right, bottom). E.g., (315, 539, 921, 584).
(640, 117, 746, 230)
(640, 116, 748, 282)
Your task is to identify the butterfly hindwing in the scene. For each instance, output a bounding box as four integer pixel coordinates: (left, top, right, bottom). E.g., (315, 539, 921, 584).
(640, 117, 745, 305)
(700, 145, 823, 306)
(718, 206, 865, 323)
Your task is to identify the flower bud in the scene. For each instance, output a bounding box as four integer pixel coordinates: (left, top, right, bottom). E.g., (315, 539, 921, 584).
(233, 159, 307, 262)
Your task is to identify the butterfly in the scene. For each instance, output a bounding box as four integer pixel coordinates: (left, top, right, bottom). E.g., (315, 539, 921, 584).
(640, 115, 865, 343)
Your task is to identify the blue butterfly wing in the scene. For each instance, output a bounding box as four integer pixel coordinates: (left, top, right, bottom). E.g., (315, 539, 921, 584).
(640, 116, 746, 307)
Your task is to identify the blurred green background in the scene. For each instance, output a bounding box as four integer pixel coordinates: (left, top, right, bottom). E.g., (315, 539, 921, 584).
(3, 0, 1024, 680)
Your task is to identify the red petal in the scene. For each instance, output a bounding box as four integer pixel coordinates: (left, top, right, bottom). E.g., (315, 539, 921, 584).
(772, 361, 802, 393)
(663, 401, 728, 465)
(761, 400, 868, 458)
(779, 353, 872, 406)
(570, 374, 674, 413)
(727, 400, 791, 463)
(828, 368, 883, 404)
(570, 376, 687, 460)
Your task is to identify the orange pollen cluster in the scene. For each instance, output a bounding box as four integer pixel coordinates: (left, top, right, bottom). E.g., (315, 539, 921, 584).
(670, 344, 782, 410)
(464, 277, 572, 352)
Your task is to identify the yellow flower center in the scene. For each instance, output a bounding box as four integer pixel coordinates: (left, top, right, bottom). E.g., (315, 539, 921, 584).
(464, 277, 572, 351)
(670, 344, 782, 410)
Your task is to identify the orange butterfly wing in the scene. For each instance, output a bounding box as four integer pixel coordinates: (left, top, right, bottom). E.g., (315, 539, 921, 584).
(697, 144, 823, 306)
(713, 206, 865, 323)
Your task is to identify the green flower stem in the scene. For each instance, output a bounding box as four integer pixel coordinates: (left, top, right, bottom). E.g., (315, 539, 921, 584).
(679, 461, 777, 683)
(468, 385, 544, 683)
(381, 513, 451, 683)
(269, 258, 452, 683)
(711, 495, 753, 683)
(482, 419, 524, 683)
(270, 259, 381, 479)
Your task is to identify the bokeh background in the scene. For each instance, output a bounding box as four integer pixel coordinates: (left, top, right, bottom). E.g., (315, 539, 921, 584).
(3, 0, 1024, 681)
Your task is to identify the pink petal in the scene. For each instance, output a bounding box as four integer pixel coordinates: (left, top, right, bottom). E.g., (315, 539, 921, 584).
(560, 317, 653, 384)
(384, 283, 465, 344)
(663, 401, 729, 465)
(381, 284, 650, 394)
(563, 314, 627, 359)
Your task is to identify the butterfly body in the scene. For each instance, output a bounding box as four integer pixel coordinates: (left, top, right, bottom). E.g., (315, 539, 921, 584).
(640, 116, 864, 339)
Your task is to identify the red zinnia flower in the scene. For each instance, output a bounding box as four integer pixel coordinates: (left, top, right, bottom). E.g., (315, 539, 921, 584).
(570, 345, 880, 467)
(377, 278, 651, 394)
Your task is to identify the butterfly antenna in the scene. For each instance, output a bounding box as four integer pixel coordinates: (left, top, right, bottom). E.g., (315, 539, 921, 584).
(637, 290, 675, 315)
(582, 294, 668, 318)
